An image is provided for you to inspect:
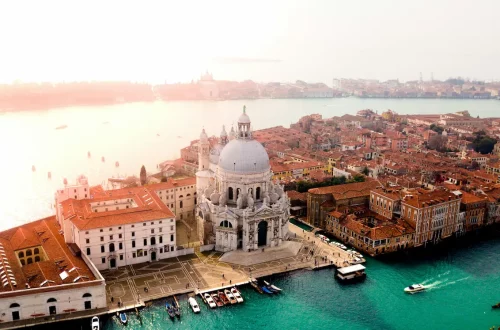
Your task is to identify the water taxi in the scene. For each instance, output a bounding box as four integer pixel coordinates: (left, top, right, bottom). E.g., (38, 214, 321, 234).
(204, 293, 217, 309)
(336, 264, 366, 282)
(188, 297, 200, 313)
(231, 287, 244, 303)
(264, 280, 282, 293)
(224, 289, 238, 304)
(404, 284, 426, 294)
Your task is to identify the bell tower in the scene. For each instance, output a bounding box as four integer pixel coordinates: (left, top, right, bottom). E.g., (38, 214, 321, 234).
(198, 128, 210, 171)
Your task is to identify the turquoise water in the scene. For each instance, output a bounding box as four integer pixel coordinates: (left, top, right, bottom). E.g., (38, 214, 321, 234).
(97, 235, 500, 330)
(289, 218, 313, 232)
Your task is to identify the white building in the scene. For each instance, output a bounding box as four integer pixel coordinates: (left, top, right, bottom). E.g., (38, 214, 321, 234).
(196, 106, 290, 252)
(0, 216, 106, 323)
(59, 186, 177, 270)
(149, 177, 197, 221)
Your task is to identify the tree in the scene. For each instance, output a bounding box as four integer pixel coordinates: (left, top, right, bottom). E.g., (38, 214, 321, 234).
(140, 165, 147, 186)
(475, 138, 496, 154)
(429, 124, 444, 134)
(361, 167, 370, 176)
(428, 135, 448, 152)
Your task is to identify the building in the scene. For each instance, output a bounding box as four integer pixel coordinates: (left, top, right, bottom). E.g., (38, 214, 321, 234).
(457, 191, 487, 231)
(307, 180, 381, 227)
(401, 190, 461, 246)
(149, 177, 197, 221)
(195, 106, 290, 252)
(59, 186, 177, 270)
(369, 188, 401, 219)
(0, 216, 106, 323)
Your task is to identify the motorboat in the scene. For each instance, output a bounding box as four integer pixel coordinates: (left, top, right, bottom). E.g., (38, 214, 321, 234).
(339, 244, 347, 250)
(204, 293, 217, 308)
(91, 316, 100, 330)
(188, 297, 200, 313)
(261, 285, 274, 294)
(165, 302, 176, 318)
(264, 280, 282, 293)
(250, 280, 264, 294)
(492, 302, 500, 309)
(173, 301, 180, 319)
(336, 264, 366, 282)
(404, 284, 426, 294)
(224, 289, 238, 304)
(212, 293, 224, 307)
(118, 312, 127, 325)
(218, 291, 230, 305)
(230, 287, 244, 303)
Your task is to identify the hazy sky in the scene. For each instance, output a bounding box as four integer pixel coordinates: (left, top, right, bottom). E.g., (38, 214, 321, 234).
(1, 0, 499, 84)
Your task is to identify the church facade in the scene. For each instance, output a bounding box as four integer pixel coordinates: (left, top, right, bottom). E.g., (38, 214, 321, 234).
(196, 106, 290, 252)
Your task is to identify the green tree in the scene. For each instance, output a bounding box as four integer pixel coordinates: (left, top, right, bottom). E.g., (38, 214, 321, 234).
(361, 167, 370, 176)
(140, 165, 147, 185)
(475, 138, 496, 154)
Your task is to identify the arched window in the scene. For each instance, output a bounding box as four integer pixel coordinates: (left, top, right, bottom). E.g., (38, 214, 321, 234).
(186, 194, 191, 197)
(82, 293, 92, 298)
(34, 248, 39, 254)
(35, 256, 40, 262)
(18, 251, 24, 258)
(47, 298, 57, 303)
(179, 195, 183, 198)
(180, 201, 183, 208)
(151, 237, 156, 245)
(219, 220, 233, 228)
(20, 259, 25, 266)
(26, 249, 32, 256)
(10, 303, 20, 308)
(109, 243, 115, 252)
(27, 258, 33, 264)
(228, 187, 233, 200)
(256, 187, 261, 200)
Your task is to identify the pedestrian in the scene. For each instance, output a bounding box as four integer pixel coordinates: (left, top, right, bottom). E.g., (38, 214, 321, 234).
(222, 273, 225, 279)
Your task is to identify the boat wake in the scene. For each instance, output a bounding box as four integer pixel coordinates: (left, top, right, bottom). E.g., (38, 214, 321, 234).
(421, 271, 451, 285)
(425, 277, 470, 291)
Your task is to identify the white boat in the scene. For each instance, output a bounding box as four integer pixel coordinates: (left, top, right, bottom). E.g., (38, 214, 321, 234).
(404, 284, 426, 294)
(339, 244, 347, 250)
(224, 289, 238, 304)
(203, 293, 217, 309)
(264, 280, 282, 292)
(188, 297, 201, 313)
(91, 316, 100, 330)
(230, 287, 244, 303)
(350, 257, 364, 264)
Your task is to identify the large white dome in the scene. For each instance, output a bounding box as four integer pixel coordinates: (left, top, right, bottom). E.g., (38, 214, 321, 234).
(218, 139, 270, 174)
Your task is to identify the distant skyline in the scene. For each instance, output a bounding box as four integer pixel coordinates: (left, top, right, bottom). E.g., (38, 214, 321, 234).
(1, 0, 499, 84)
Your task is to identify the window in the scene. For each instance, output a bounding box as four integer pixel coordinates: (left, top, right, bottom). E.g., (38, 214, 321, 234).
(159, 221, 162, 224)
(101, 246, 105, 253)
(144, 238, 147, 246)
(118, 227, 121, 229)
(110, 235, 113, 240)
(86, 238, 90, 244)
(132, 231, 135, 237)
(159, 236, 163, 244)
(18, 251, 24, 258)
(151, 229, 154, 234)
(118, 234, 122, 239)
(86, 248, 91, 255)
(102, 258, 105, 264)
(138, 249, 144, 257)
(132, 240, 136, 248)
(109, 228, 112, 231)
(85, 231, 89, 235)
(20, 259, 25, 266)
(144, 251, 147, 256)
(26, 249, 32, 256)
(171, 234, 174, 242)
(151, 237, 156, 245)
(143, 223, 146, 226)
(131, 225, 135, 228)
(180, 201, 183, 208)
(132, 252, 136, 258)
(35, 256, 40, 262)
(120, 254, 124, 260)
(100, 237, 104, 242)
(109, 243, 115, 252)
(151, 222, 154, 225)
(119, 242, 123, 250)
(100, 229, 103, 232)
(159, 227, 163, 232)
(170, 226, 174, 231)
(160, 248, 163, 253)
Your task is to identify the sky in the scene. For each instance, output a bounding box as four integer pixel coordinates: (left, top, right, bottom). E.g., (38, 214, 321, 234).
(0, 0, 499, 84)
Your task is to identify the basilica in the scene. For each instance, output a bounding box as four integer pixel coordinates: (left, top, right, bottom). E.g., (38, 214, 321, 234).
(196, 106, 290, 252)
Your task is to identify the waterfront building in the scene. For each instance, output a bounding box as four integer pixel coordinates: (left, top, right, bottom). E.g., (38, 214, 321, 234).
(0, 216, 106, 323)
(149, 177, 197, 221)
(195, 106, 290, 252)
(401, 190, 461, 246)
(198, 71, 219, 99)
(456, 190, 487, 232)
(306, 180, 381, 227)
(59, 186, 177, 270)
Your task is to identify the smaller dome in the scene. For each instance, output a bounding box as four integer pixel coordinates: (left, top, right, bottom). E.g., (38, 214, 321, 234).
(200, 128, 208, 141)
(238, 112, 250, 124)
(220, 125, 228, 137)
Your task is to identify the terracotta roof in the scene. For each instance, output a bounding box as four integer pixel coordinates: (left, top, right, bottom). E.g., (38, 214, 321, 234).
(147, 177, 196, 191)
(459, 191, 487, 204)
(403, 190, 460, 208)
(309, 181, 381, 201)
(286, 190, 307, 201)
(0, 216, 97, 293)
(61, 186, 175, 230)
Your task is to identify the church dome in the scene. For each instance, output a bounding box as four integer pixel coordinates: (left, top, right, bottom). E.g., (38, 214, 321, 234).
(238, 112, 251, 124)
(200, 128, 208, 141)
(218, 139, 270, 174)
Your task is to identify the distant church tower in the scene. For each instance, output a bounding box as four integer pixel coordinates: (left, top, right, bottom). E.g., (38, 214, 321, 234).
(198, 129, 210, 171)
(220, 125, 228, 146)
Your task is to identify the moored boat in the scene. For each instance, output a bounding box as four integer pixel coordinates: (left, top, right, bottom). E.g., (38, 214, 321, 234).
(231, 287, 244, 303)
(165, 302, 175, 319)
(173, 296, 181, 318)
(212, 293, 224, 307)
(264, 280, 282, 293)
(492, 302, 500, 309)
(119, 312, 127, 325)
(188, 297, 200, 313)
(218, 291, 230, 305)
(224, 289, 238, 304)
(91, 316, 100, 330)
(204, 293, 217, 309)
(336, 264, 366, 282)
(404, 284, 426, 294)
(261, 285, 274, 294)
(250, 280, 264, 294)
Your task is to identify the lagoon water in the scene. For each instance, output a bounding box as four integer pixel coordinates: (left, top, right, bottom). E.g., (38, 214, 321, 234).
(98, 235, 500, 330)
